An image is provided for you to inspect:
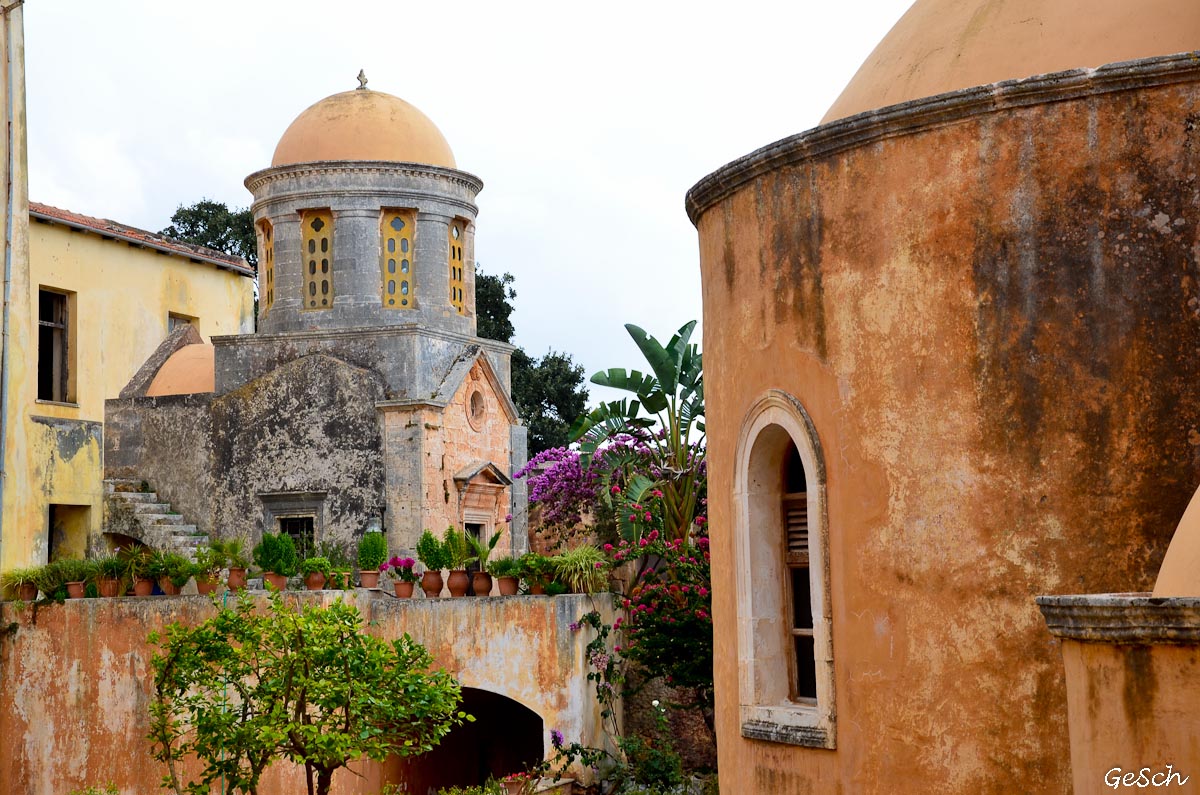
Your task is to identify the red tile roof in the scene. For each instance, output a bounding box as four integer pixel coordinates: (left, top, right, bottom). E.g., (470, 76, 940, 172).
(29, 202, 255, 277)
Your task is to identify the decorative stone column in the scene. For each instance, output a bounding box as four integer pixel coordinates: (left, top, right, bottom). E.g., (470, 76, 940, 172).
(1038, 594, 1200, 795)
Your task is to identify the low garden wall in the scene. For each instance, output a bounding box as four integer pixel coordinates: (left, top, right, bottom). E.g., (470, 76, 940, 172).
(0, 590, 615, 795)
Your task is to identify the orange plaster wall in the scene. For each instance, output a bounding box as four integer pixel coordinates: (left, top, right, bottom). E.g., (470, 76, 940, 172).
(695, 78, 1200, 793)
(0, 592, 612, 795)
(1059, 641, 1200, 795)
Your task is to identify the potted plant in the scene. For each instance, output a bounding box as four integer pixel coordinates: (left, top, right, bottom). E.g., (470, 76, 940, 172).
(488, 556, 522, 596)
(121, 547, 156, 596)
(381, 556, 418, 598)
(57, 558, 95, 599)
(1, 565, 42, 601)
(442, 526, 471, 597)
(94, 555, 126, 597)
(194, 546, 224, 595)
(551, 545, 609, 594)
(149, 551, 195, 596)
(416, 529, 450, 597)
(501, 771, 537, 795)
(210, 538, 250, 590)
(356, 531, 387, 588)
(253, 532, 298, 591)
(519, 552, 554, 595)
(34, 560, 68, 601)
(299, 556, 332, 590)
(467, 529, 502, 597)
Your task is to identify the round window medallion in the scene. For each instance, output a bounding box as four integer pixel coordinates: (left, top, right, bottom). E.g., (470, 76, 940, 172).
(467, 389, 487, 431)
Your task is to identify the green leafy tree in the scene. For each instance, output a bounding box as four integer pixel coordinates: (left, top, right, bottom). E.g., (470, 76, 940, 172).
(570, 321, 705, 542)
(475, 268, 589, 454)
(474, 269, 516, 344)
(149, 592, 469, 795)
(161, 199, 257, 269)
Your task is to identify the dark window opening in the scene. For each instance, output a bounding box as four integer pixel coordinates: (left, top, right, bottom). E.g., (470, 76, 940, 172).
(465, 522, 484, 595)
(783, 439, 817, 700)
(38, 290, 69, 402)
(279, 516, 315, 560)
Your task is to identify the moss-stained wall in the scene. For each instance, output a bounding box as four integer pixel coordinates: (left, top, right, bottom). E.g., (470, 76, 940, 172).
(2, 219, 252, 570)
(689, 57, 1200, 794)
(0, 592, 614, 795)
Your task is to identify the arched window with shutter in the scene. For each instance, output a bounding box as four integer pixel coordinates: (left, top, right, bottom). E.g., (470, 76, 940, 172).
(734, 390, 835, 748)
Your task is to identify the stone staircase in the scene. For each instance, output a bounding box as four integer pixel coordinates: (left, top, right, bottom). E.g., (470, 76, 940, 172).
(103, 478, 209, 559)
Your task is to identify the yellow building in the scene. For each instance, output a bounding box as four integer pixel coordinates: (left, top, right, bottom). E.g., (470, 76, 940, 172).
(0, 203, 254, 570)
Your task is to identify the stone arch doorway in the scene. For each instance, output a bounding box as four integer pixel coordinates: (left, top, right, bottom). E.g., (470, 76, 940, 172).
(391, 687, 544, 794)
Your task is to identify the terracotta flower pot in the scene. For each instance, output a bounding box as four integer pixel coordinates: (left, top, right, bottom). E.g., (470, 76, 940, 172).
(196, 577, 219, 595)
(66, 581, 86, 599)
(472, 571, 493, 596)
(97, 577, 121, 598)
(498, 576, 520, 596)
(227, 567, 248, 590)
(132, 577, 154, 597)
(529, 583, 546, 595)
(421, 570, 444, 598)
(447, 569, 470, 597)
(304, 572, 327, 591)
(502, 781, 526, 795)
(394, 580, 414, 598)
(263, 572, 288, 591)
(17, 582, 37, 601)
(158, 578, 181, 596)
(359, 570, 380, 589)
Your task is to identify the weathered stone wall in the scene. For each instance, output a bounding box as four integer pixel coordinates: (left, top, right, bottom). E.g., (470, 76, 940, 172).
(209, 353, 388, 548)
(104, 393, 215, 534)
(0, 592, 615, 795)
(212, 325, 514, 400)
(689, 55, 1200, 794)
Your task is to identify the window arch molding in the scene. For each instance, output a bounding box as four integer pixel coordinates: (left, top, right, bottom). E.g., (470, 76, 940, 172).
(732, 389, 835, 748)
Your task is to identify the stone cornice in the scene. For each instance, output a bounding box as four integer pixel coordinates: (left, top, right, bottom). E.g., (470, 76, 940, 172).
(1037, 594, 1200, 644)
(210, 323, 517, 355)
(686, 51, 1200, 226)
(249, 187, 479, 219)
(245, 160, 484, 195)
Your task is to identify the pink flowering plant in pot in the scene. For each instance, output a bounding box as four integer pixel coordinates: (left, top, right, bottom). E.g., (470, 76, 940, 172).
(381, 556, 419, 583)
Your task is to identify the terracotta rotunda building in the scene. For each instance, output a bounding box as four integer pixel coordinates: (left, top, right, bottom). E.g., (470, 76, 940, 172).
(688, 1, 1200, 792)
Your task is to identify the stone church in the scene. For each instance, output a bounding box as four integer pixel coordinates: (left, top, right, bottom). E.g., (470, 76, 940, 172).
(105, 80, 528, 561)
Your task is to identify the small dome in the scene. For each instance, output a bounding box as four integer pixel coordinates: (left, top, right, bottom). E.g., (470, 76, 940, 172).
(146, 344, 215, 397)
(272, 89, 456, 168)
(823, 0, 1200, 123)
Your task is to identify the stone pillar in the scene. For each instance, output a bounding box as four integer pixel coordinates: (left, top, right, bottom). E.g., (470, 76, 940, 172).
(1038, 594, 1200, 795)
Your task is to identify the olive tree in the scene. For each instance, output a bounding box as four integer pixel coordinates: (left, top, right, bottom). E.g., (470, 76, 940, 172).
(149, 592, 469, 795)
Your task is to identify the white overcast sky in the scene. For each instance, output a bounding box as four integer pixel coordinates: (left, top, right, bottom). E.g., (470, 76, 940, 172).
(25, 0, 912, 406)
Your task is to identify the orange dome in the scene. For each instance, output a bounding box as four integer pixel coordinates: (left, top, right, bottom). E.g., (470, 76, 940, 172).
(823, 0, 1200, 123)
(146, 344, 215, 397)
(272, 89, 456, 168)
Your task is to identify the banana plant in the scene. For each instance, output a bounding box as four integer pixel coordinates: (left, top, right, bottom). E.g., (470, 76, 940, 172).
(570, 321, 705, 541)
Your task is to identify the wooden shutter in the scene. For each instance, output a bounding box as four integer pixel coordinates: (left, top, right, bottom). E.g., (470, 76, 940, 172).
(784, 492, 808, 567)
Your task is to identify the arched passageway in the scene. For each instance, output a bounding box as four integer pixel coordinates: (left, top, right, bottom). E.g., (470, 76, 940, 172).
(390, 687, 543, 794)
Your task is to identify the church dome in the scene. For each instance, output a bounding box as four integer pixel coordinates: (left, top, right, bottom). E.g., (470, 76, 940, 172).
(271, 88, 456, 169)
(145, 344, 215, 397)
(822, 0, 1200, 123)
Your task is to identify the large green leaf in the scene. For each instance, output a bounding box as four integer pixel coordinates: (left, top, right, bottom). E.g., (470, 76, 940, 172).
(590, 368, 660, 401)
(625, 323, 685, 396)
